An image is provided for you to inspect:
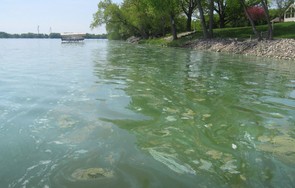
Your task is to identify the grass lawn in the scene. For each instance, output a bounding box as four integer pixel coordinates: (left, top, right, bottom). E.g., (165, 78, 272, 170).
(141, 22, 295, 47)
(214, 22, 295, 39)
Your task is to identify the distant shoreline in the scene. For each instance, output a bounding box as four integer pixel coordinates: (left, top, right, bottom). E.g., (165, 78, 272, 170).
(0, 32, 107, 39)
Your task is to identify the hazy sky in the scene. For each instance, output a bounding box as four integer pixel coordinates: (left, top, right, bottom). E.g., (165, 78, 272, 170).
(0, 0, 122, 34)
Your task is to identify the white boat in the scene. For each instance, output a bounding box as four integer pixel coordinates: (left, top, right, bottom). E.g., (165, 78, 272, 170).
(60, 32, 85, 42)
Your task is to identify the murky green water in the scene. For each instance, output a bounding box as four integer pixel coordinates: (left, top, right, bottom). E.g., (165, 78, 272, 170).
(0, 39, 294, 188)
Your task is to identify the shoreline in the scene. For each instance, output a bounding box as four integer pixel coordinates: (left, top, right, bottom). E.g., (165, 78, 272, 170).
(182, 38, 295, 60)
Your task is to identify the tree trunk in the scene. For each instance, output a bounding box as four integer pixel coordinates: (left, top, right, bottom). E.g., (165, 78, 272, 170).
(239, 0, 261, 40)
(181, 0, 197, 32)
(161, 17, 166, 37)
(219, 14, 225, 28)
(196, 0, 209, 39)
(261, 0, 273, 40)
(186, 12, 192, 31)
(140, 29, 149, 39)
(209, 0, 214, 38)
(170, 14, 178, 40)
(215, 0, 226, 28)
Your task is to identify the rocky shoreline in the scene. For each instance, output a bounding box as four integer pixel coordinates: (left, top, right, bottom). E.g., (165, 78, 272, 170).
(183, 38, 295, 60)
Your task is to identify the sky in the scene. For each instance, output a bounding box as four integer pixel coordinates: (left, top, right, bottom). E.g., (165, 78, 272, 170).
(0, 0, 122, 34)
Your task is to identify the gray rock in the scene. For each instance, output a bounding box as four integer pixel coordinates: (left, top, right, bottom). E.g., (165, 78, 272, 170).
(126, 36, 141, 44)
(184, 38, 295, 60)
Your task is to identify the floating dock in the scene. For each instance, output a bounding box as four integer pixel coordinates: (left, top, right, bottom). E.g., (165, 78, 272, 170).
(61, 32, 85, 42)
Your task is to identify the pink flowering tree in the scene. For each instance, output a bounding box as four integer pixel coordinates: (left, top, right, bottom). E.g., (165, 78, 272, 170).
(247, 6, 266, 23)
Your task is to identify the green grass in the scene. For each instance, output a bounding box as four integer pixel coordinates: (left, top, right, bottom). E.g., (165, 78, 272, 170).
(214, 22, 295, 39)
(138, 37, 170, 46)
(271, 22, 295, 38)
(139, 32, 202, 47)
(213, 26, 262, 38)
(141, 22, 295, 47)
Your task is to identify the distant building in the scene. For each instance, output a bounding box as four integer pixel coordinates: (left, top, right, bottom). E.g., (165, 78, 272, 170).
(284, 3, 295, 22)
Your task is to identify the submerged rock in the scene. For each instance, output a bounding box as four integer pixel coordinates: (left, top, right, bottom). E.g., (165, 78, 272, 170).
(58, 115, 76, 128)
(166, 116, 177, 122)
(220, 160, 240, 174)
(258, 134, 295, 164)
(181, 109, 196, 120)
(71, 168, 114, 180)
(206, 150, 223, 160)
(199, 159, 212, 171)
(257, 135, 271, 142)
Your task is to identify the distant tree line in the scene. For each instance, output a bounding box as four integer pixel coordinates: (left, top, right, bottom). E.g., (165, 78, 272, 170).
(91, 0, 294, 40)
(0, 32, 108, 39)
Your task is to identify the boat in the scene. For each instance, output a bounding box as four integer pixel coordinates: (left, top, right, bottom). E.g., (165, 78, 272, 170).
(60, 32, 85, 42)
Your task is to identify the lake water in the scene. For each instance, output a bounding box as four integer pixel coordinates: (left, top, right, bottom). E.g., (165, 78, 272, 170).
(0, 39, 294, 188)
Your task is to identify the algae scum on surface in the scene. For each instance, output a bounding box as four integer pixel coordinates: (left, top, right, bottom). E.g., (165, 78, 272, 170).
(71, 168, 114, 181)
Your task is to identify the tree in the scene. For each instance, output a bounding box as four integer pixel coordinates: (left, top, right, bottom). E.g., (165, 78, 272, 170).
(214, 0, 227, 28)
(196, 0, 210, 38)
(147, 0, 181, 40)
(244, 1, 273, 40)
(49, 33, 61, 38)
(91, 0, 124, 39)
(226, 0, 245, 27)
(261, 0, 273, 39)
(91, 0, 181, 40)
(208, 0, 214, 38)
(181, 0, 198, 31)
(121, 0, 151, 39)
(0, 32, 10, 38)
(247, 6, 265, 23)
(239, 0, 261, 40)
(214, 0, 246, 28)
(91, 0, 148, 39)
